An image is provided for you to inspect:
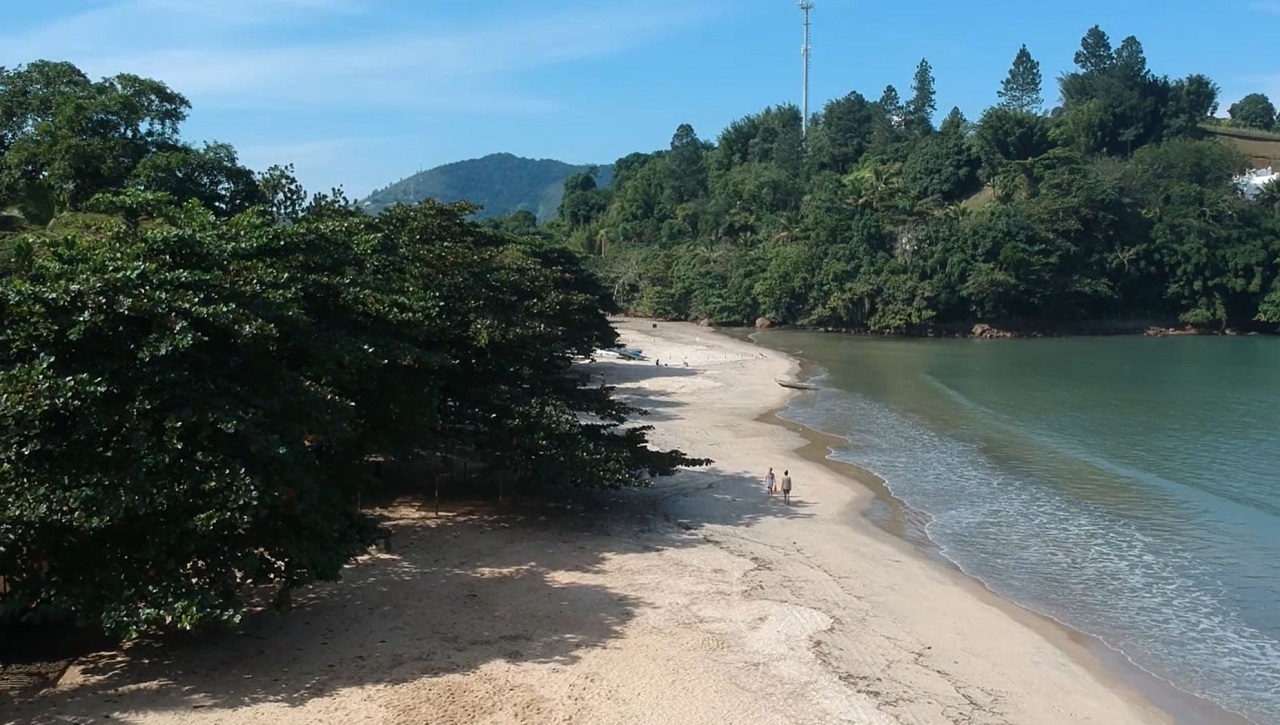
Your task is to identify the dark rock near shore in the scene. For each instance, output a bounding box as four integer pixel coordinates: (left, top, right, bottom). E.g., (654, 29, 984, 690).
(970, 323, 1015, 339)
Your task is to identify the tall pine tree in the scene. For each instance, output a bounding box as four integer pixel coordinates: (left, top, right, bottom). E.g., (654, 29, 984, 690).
(906, 59, 937, 135)
(1073, 25, 1114, 75)
(879, 85, 903, 124)
(997, 45, 1042, 113)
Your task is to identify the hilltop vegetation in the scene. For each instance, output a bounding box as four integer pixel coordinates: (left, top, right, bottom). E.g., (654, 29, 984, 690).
(537, 27, 1280, 333)
(360, 153, 613, 220)
(0, 61, 700, 637)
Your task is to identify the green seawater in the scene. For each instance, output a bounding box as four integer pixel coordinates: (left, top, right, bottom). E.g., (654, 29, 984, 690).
(754, 332, 1280, 725)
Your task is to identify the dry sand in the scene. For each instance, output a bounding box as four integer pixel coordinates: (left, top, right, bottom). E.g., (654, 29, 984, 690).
(6, 320, 1172, 725)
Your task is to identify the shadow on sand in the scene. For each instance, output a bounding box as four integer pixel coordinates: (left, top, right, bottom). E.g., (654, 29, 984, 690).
(2, 376, 812, 722)
(5, 480, 810, 722)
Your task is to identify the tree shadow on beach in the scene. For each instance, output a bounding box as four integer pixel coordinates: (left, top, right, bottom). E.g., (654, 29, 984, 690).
(585, 359, 699, 386)
(3, 465, 812, 723)
(3, 348, 813, 722)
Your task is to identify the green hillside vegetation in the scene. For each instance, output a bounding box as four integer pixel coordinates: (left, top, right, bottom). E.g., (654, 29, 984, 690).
(0, 61, 702, 637)
(360, 153, 613, 221)
(537, 28, 1280, 333)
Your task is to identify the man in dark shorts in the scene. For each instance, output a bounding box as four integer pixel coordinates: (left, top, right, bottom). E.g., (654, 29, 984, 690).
(780, 470, 792, 505)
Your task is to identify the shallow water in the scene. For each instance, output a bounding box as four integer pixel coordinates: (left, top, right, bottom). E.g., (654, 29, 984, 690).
(754, 332, 1280, 725)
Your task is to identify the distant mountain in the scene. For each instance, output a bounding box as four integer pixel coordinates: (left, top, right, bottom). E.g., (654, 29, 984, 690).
(359, 153, 613, 221)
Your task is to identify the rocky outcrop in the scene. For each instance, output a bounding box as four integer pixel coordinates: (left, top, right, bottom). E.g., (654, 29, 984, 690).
(970, 323, 1015, 339)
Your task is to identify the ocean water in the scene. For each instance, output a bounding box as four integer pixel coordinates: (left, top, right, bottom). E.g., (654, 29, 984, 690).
(754, 332, 1280, 725)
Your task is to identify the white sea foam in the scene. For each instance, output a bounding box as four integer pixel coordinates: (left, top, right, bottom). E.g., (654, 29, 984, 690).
(780, 386, 1280, 725)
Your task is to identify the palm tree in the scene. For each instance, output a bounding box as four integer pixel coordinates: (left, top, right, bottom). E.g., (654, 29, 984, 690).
(0, 181, 67, 230)
(1256, 178, 1280, 215)
(939, 203, 971, 223)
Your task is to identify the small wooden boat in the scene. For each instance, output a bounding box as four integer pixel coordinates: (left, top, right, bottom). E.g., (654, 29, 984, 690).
(775, 378, 819, 391)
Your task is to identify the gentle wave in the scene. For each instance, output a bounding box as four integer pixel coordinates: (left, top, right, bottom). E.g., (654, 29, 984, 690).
(779, 386, 1279, 725)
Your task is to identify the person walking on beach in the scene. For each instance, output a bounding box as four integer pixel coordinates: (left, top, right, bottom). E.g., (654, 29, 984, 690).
(764, 467, 776, 496)
(780, 470, 793, 505)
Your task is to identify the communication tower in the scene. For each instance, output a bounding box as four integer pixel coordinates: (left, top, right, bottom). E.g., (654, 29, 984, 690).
(799, 2, 814, 138)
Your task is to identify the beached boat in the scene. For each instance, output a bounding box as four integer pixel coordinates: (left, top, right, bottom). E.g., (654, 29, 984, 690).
(775, 378, 819, 390)
(597, 347, 646, 361)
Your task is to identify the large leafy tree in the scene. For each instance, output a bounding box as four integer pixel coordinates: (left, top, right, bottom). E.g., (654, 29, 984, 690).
(0, 202, 378, 635)
(1165, 74, 1220, 138)
(808, 91, 876, 174)
(973, 107, 1054, 181)
(1228, 93, 1277, 131)
(557, 167, 610, 229)
(0, 62, 190, 209)
(129, 141, 263, 216)
(0, 61, 711, 636)
(665, 123, 708, 205)
(1, 195, 705, 635)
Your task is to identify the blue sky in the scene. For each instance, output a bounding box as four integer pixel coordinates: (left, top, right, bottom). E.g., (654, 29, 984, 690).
(3, 0, 1278, 197)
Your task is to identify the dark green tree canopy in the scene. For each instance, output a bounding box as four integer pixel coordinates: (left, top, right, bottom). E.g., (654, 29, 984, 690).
(879, 85, 903, 122)
(0, 61, 707, 637)
(564, 24, 1280, 338)
(998, 45, 1043, 113)
(666, 123, 708, 204)
(1056, 27, 1178, 156)
(1229, 93, 1278, 131)
(0, 61, 194, 210)
(907, 59, 937, 135)
(808, 91, 876, 174)
(1073, 25, 1115, 75)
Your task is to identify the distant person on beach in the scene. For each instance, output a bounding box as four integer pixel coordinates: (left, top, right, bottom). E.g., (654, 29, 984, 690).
(764, 467, 776, 495)
(780, 470, 792, 505)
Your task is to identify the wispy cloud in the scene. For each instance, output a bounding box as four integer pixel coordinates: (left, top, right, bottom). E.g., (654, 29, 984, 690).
(0, 0, 718, 113)
(1251, 1, 1280, 14)
(0, 0, 724, 194)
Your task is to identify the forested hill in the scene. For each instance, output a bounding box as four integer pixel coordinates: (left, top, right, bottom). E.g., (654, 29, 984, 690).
(360, 153, 613, 220)
(539, 26, 1280, 334)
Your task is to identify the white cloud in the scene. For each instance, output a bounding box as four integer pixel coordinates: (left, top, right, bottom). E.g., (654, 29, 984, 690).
(0, 0, 718, 113)
(1251, 1, 1280, 14)
(0, 0, 724, 193)
(235, 135, 401, 176)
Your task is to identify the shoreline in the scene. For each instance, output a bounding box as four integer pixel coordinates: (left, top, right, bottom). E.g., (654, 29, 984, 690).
(761, 400, 1254, 725)
(3, 318, 1246, 724)
(747, 331, 1256, 725)
(607, 319, 1176, 724)
(712, 320, 1275, 339)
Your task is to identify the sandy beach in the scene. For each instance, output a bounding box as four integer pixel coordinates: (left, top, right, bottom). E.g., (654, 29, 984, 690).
(6, 319, 1173, 725)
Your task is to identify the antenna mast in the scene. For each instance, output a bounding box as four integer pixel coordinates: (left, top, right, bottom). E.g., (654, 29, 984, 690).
(799, 1, 814, 139)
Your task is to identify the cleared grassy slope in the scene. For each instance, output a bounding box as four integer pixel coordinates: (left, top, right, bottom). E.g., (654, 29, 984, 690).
(1203, 125, 1280, 169)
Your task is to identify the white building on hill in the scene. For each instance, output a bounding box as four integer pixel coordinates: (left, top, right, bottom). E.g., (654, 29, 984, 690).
(1235, 167, 1279, 200)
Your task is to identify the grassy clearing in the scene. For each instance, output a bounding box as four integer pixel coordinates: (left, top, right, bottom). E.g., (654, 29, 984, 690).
(960, 185, 997, 211)
(1202, 125, 1280, 169)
